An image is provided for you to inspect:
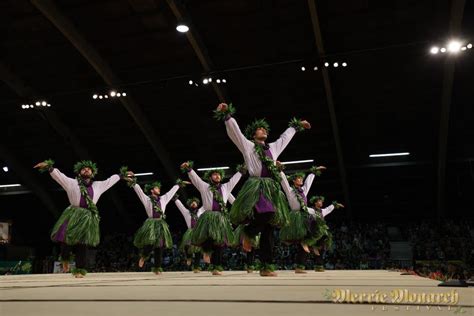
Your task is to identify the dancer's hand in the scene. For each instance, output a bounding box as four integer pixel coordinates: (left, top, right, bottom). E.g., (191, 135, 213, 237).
(300, 120, 311, 129)
(180, 162, 190, 170)
(316, 166, 326, 171)
(33, 162, 48, 169)
(336, 203, 344, 208)
(126, 171, 135, 178)
(216, 103, 228, 112)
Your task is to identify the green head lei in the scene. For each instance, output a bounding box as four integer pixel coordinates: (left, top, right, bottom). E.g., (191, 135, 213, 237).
(310, 195, 325, 205)
(186, 197, 201, 207)
(288, 172, 306, 184)
(203, 169, 226, 183)
(73, 160, 98, 177)
(244, 118, 271, 140)
(144, 181, 162, 194)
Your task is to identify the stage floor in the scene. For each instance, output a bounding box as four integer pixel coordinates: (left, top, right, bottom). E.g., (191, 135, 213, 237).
(0, 270, 472, 315)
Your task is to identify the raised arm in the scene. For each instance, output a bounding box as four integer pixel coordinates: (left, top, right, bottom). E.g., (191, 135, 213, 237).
(94, 174, 121, 193)
(174, 199, 191, 228)
(187, 169, 209, 193)
(321, 205, 335, 218)
(133, 184, 152, 214)
(49, 168, 77, 191)
(160, 185, 180, 210)
(225, 117, 253, 153)
(224, 172, 242, 193)
(279, 171, 293, 200)
(303, 174, 315, 196)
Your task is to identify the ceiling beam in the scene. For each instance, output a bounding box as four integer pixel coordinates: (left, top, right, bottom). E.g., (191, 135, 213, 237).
(31, 0, 178, 182)
(437, 0, 465, 220)
(166, 0, 227, 102)
(307, 0, 352, 216)
(0, 61, 130, 221)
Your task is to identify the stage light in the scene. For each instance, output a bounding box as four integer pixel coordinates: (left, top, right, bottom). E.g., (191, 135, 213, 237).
(301, 66, 306, 71)
(342, 62, 347, 67)
(203, 78, 209, 84)
(430, 46, 439, 54)
(189, 80, 193, 85)
(110, 91, 116, 97)
(99, 95, 103, 99)
(117, 93, 121, 97)
(333, 62, 339, 67)
(467, 43, 472, 49)
(369, 152, 410, 158)
(216, 79, 221, 83)
(222, 79, 226, 83)
(2, 166, 8, 172)
(440, 47, 447, 53)
(324, 62, 329, 67)
(447, 40, 461, 53)
(93, 94, 98, 99)
(280, 159, 314, 165)
(197, 166, 230, 171)
(313, 66, 318, 71)
(176, 24, 189, 33)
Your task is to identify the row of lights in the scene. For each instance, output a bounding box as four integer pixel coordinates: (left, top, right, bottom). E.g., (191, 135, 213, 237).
(92, 90, 127, 100)
(301, 62, 348, 71)
(20, 100, 51, 110)
(188, 78, 227, 86)
(430, 40, 472, 54)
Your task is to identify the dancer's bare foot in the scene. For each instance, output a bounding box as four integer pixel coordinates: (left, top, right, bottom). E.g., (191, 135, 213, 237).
(260, 270, 277, 277)
(312, 247, 320, 256)
(247, 268, 254, 273)
(186, 259, 192, 266)
(62, 261, 70, 273)
(203, 253, 211, 264)
(193, 268, 201, 273)
(74, 273, 84, 278)
(295, 268, 307, 274)
(242, 237, 253, 252)
(301, 243, 310, 253)
(138, 257, 146, 268)
(212, 270, 222, 276)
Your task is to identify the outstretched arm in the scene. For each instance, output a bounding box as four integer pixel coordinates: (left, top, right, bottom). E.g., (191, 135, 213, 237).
(270, 119, 310, 158)
(279, 171, 292, 200)
(160, 185, 180, 211)
(94, 174, 121, 193)
(49, 168, 77, 191)
(224, 172, 242, 193)
(175, 199, 192, 228)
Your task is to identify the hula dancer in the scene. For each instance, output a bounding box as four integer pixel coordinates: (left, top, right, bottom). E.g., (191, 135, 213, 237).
(175, 196, 203, 272)
(123, 170, 187, 275)
(309, 195, 344, 272)
(278, 164, 326, 273)
(34, 159, 122, 278)
(214, 102, 311, 276)
(180, 161, 242, 275)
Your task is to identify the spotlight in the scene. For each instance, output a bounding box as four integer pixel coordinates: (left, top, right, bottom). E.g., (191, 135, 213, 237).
(122, 92, 126, 96)
(176, 24, 189, 33)
(313, 66, 318, 71)
(189, 80, 193, 85)
(203, 78, 209, 84)
(93, 94, 98, 99)
(41, 101, 47, 106)
(342, 62, 347, 67)
(440, 47, 447, 53)
(2, 166, 8, 172)
(208, 78, 212, 83)
(333, 62, 339, 67)
(117, 93, 121, 97)
(467, 43, 472, 49)
(301, 66, 306, 71)
(461, 46, 467, 51)
(104, 95, 108, 98)
(222, 79, 226, 83)
(216, 79, 221, 83)
(29, 105, 34, 109)
(430, 46, 439, 54)
(47, 104, 51, 107)
(447, 40, 462, 53)
(110, 91, 117, 97)
(194, 83, 199, 87)
(324, 62, 329, 67)
(35, 101, 40, 106)
(99, 95, 103, 99)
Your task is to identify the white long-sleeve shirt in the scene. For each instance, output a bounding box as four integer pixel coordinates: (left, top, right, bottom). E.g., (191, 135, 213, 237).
(133, 184, 179, 218)
(174, 200, 201, 229)
(280, 171, 315, 211)
(187, 169, 242, 211)
(308, 205, 335, 218)
(225, 117, 297, 177)
(50, 168, 120, 206)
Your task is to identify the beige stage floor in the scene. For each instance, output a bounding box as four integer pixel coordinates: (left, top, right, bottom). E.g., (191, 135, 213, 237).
(0, 270, 472, 316)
